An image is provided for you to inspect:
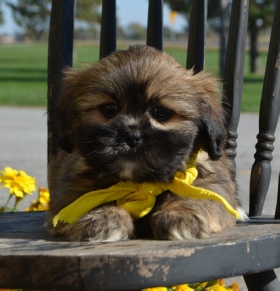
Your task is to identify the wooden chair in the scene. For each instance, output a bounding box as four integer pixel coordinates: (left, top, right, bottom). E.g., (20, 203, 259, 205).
(1, 0, 280, 290)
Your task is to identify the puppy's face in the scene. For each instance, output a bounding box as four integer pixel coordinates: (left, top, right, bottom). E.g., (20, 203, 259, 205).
(58, 45, 226, 184)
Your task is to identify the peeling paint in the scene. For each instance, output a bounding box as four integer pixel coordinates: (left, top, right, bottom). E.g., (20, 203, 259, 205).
(162, 263, 170, 281)
(222, 242, 237, 246)
(163, 248, 197, 258)
(137, 259, 159, 278)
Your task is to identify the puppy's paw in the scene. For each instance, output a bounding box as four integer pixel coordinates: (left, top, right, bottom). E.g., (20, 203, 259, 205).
(58, 205, 134, 242)
(151, 201, 211, 240)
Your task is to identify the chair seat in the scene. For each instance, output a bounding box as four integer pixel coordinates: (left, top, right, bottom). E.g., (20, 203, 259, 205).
(1, 211, 280, 290)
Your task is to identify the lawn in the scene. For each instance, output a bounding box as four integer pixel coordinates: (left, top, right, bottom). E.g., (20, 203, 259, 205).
(0, 42, 267, 111)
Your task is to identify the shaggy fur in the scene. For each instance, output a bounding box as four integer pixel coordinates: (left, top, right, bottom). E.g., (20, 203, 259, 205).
(47, 45, 240, 241)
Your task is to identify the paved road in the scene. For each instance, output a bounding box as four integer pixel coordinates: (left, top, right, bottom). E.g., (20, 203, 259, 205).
(0, 107, 48, 208)
(1, 107, 280, 289)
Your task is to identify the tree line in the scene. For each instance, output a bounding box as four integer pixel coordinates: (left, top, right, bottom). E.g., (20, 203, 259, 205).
(0, 0, 275, 74)
(0, 0, 102, 40)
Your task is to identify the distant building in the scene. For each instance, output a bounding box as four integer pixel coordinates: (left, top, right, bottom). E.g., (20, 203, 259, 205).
(0, 35, 16, 44)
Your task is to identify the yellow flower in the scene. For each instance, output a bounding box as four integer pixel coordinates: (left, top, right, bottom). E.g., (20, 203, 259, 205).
(189, 282, 208, 289)
(143, 280, 239, 291)
(0, 167, 36, 198)
(230, 283, 239, 291)
(217, 279, 225, 286)
(205, 280, 227, 291)
(205, 286, 224, 291)
(38, 187, 50, 205)
(142, 287, 168, 291)
(26, 187, 50, 211)
(205, 279, 239, 291)
(172, 284, 194, 291)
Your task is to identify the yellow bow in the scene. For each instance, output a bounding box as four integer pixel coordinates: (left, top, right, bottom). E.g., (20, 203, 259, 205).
(53, 153, 241, 227)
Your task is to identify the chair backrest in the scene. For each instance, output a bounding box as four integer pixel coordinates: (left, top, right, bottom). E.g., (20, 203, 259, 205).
(47, 0, 280, 219)
(252, 1, 280, 217)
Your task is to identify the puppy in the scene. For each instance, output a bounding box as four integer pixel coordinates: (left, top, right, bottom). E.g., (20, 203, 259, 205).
(47, 45, 241, 241)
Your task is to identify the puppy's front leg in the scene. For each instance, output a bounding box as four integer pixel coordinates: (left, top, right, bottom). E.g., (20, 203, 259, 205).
(51, 204, 134, 242)
(151, 193, 236, 240)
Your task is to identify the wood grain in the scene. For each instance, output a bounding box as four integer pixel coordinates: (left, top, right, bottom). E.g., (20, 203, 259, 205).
(1, 212, 280, 290)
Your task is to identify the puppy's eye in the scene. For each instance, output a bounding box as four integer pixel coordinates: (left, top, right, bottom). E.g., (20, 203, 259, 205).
(151, 106, 173, 123)
(99, 103, 118, 118)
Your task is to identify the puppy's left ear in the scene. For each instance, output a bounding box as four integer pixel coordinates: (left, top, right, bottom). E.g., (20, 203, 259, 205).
(191, 71, 227, 160)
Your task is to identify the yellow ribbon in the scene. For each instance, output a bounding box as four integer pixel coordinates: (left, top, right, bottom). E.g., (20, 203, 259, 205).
(53, 153, 241, 227)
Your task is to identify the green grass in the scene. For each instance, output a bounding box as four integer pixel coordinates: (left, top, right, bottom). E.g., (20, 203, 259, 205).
(0, 42, 267, 111)
(0, 44, 48, 106)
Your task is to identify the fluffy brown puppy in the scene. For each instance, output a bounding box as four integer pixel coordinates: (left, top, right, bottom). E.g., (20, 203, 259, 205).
(48, 45, 242, 242)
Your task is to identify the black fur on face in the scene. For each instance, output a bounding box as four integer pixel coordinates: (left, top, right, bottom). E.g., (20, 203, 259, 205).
(57, 45, 226, 184)
(76, 114, 195, 183)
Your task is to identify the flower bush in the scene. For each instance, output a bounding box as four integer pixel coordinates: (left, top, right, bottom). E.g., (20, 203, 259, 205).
(0, 167, 239, 291)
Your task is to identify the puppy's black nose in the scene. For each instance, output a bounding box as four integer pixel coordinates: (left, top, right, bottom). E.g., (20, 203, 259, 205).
(125, 129, 142, 148)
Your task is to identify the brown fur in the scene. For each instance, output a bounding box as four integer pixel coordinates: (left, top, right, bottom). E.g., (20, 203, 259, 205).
(47, 45, 240, 241)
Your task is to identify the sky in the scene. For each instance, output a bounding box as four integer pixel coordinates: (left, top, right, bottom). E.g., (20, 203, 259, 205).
(0, 0, 187, 35)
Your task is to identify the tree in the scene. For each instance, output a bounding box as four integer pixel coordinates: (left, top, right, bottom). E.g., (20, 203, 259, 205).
(164, 0, 230, 77)
(124, 22, 146, 40)
(75, 0, 102, 24)
(249, 0, 274, 73)
(164, 0, 191, 15)
(74, 0, 102, 40)
(6, 0, 50, 40)
(6, 0, 102, 41)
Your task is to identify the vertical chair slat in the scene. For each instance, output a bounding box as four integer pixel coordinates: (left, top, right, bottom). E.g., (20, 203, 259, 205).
(249, 0, 280, 217)
(47, 0, 74, 161)
(99, 0, 116, 59)
(275, 173, 280, 218)
(146, 0, 163, 50)
(186, 0, 207, 73)
(222, 0, 249, 171)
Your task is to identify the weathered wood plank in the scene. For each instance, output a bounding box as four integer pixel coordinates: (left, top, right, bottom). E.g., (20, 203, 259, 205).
(1, 212, 280, 290)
